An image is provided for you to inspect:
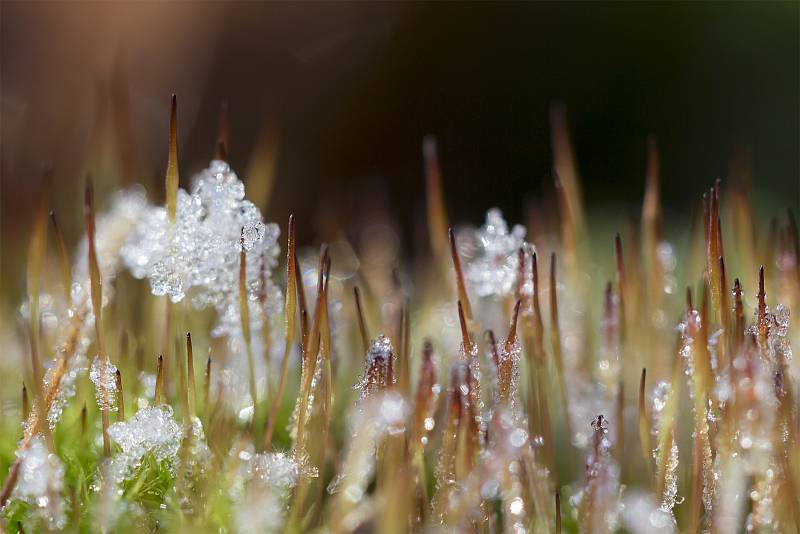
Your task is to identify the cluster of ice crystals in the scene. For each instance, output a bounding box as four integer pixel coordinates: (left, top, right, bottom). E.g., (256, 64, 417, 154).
(90, 357, 118, 412)
(12, 436, 66, 530)
(121, 161, 282, 408)
(457, 208, 526, 298)
(107, 405, 182, 484)
(355, 335, 395, 399)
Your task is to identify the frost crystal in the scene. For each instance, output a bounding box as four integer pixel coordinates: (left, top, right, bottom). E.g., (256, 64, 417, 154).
(457, 208, 526, 298)
(355, 335, 395, 399)
(107, 405, 182, 484)
(90, 357, 118, 411)
(12, 436, 66, 530)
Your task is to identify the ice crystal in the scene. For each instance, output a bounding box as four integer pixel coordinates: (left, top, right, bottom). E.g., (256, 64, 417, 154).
(12, 436, 66, 530)
(107, 405, 183, 484)
(457, 208, 526, 298)
(90, 357, 118, 412)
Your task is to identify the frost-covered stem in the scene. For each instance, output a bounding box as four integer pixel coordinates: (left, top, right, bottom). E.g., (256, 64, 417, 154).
(264, 214, 297, 450)
(239, 231, 258, 426)
(294, 246, 328, 452)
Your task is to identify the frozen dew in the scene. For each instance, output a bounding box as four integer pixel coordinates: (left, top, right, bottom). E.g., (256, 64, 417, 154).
(90, 356, 118, 411)
(12, 436, 66, 530)
(107, 405, 183, 484)
(457, 208, 526, 298)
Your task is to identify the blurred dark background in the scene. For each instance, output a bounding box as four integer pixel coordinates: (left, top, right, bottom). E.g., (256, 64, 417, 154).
(2, 1, 798, 297)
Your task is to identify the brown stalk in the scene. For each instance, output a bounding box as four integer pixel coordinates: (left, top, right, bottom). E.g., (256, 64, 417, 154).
(530, 252, 545, 361)
(638, 368, 651, 478)
(165, 94, 179, 222)
(204, 356, 212, 423)
(186, 333, 196, 418)
(115, 370, 125, 421)
(732, 279, 744, 351)
(155, 354, 165, 405)
(555, 491, 562, 534)
(529, 252, 554, 471)
(757, 266, 769, 350)
(457, 300, 471, 349)
(21, 382, 29, 424)
(449, 229, 473, 320)
(423, 135, 449, 261)
(264, 214, 297, 450)
(294, 249, 309, 345)
(397, 301, 411, 395)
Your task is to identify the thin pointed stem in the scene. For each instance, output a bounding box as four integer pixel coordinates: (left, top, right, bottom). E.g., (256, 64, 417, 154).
(449, 229, 473, 320)
(186, 333, 196, 419)
(166, 94, 179, 222)
(155, 355, 165, 405)
(115, 370, 125, 422)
